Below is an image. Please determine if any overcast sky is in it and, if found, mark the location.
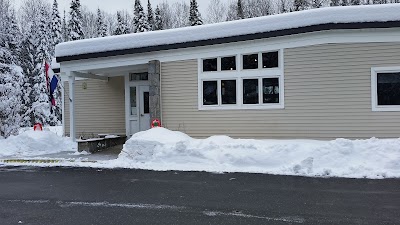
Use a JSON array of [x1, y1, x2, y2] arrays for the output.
[[14, 0, 214, 15]]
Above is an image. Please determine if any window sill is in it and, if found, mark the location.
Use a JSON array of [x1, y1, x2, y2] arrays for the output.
[[372, 106, 400, 112], [199, 104, 284, 111]]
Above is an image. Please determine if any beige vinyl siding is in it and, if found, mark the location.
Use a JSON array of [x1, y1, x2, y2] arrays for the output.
[[64, 77, 125, 138], [161, 42, 400, 139]]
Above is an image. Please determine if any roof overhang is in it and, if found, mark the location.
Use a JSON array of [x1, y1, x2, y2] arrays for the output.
[[56, 21, 400, 63]]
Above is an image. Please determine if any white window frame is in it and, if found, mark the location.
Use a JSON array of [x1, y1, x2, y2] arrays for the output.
[[198, 49, 284, 110], [371, 66, 400, 112]]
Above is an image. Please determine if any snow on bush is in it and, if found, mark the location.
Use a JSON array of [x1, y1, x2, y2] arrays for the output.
[[0, 130, 76, 158], [117, 128, 400, 179]]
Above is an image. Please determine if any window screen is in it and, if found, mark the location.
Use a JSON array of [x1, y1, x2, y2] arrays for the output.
[[221, 80, 236, 104], [243, 79, 259, 104], [203, 81, 218, 105], [377, 73, 400, 105], [203, 58, 218, 72], [263, 78, 279, 103]]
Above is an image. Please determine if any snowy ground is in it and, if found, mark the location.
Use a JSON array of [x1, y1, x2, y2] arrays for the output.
[[1, 127, 400, 179], [0, 129, 76, 158]]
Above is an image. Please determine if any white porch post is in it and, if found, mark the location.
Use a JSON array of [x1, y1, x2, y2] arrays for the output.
[[68, 73, 76, 142]]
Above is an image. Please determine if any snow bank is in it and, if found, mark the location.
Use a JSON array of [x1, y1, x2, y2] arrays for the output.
[[19, 126, 63, 137], [0, 130, 76, 158], [117, 128, 400, 179], [56, 4, 400, 58]]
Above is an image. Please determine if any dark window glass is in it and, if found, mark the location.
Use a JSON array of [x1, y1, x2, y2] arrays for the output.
[[130, 72, 148, 81], [262, 51, 279, 68], [203, 58, 217, 72], [221, 56, 236, 71], [263, 78, 279, 103], [243, 79, 259, 104], [203, 81, 218, 105], [221, 80, 236, 104], [243, 54, 258, 69], [377, 73, 400, 105], [144, 92, 150, 113]]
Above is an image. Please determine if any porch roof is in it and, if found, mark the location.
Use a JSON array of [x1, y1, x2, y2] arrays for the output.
[[56, 4, 400, 63]]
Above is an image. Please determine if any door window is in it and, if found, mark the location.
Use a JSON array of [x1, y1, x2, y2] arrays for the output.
[[144, 92, 150, 114], [130, 87, 137, 116]]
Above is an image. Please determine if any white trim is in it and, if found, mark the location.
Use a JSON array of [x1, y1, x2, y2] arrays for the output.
[[371, 66, 400, 112], [59, 29, 400, 73], [198, 49, 284, 111], [68, 73, 76, 141]]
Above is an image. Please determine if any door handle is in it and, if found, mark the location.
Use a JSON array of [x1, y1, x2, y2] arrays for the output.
[[140, 114, 144, 117]]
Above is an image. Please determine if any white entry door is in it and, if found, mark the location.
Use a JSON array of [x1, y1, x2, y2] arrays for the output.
[[139, 85, 150, 131], [128, 85, 150, 136]]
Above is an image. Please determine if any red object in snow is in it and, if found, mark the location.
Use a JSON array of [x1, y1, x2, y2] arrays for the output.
[[33, 123, 43, 131], [151, 119, 161, 128]]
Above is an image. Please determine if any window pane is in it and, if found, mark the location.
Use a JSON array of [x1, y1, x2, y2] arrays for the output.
[[130, 87, 137, 116], [262, 51, 279, 68], [243, 79, 259, 104], [377, 73, 400, 105], [221, 56, 236, 71], [203, 58, 217, 72], [130, 72, 148, 81], [221, 80, 236, 104], [144, 92, 150, 114], [203, 81, 218, 105], [243, 54, 258, 69], [263, 78, 279, 103]]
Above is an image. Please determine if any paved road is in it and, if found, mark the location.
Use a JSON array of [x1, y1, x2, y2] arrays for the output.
[[0, 166, 399, 225]]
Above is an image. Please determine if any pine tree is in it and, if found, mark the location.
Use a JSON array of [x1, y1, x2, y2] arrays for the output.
[[114, 11, 130, 35], [51, 0, 62, 55], [0, 7, 24, 137], [341, 0, 350, 5], [350, 0, 361, 4], [294, 0, 309, 11], [147, 0, 155, 31], [330, 0, 340, 6], [312, 0, 323, 7], [62, 10, 69, 41], [237, 0, 244, 19], [134, 0, 150, 32], [154, 5, 163, 30], [96, 8, 108, 37], [189, 0, 203, 26], [68, 0, 84, 40]]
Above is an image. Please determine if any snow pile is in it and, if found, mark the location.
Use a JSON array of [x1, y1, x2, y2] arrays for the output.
[[0, 130, 76, 158], [117, 128, 400, 178], [56, 4, 400, 58]]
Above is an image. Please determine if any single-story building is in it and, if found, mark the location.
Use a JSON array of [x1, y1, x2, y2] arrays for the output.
[[56, 4, 400, 141]]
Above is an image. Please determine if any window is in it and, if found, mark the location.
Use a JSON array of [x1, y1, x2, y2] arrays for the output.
[[243, 54, 258, 70], [143, 92, 150, 114], [199, 49, 283, 110], [262, 51, 279, 68], [130, 72, 148, 81], [203, 58, 218, 72], [130, 87, 137, 116], [203, 81, 218, 105], [221, 56, 236, 71], [263, 78, 279, 103], [221, 80, 237, 104], [243, 79, 259, 104], [372, 67, 400, 111]]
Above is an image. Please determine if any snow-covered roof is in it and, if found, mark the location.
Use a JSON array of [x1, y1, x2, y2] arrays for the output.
[[56, 4, 400, 62]]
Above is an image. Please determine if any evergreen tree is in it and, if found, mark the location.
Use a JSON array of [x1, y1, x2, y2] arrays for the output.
[[134, 0, 149, 32], [96, 8, 108, 37], [351, 0, 361, 4], [147, 0, 155, 31], [114, 11, 130, 35], [154, 5, 163, 30], [330, 0, 340, 6], [294, 0, 309, 11], [68, 0, 84, 40], [312, 0, 323, 7], [341, 0, 350, 5], [237, 0, 244, 19], [0, 5, 24, 137], [51, 0, 62, 55], [62, 10, 69, 41], [189, 0, 203, 26]]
